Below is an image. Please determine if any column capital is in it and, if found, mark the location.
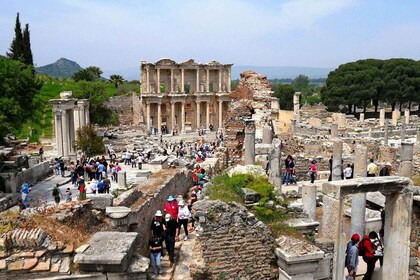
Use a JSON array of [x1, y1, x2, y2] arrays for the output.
[[53, 109, 63, 116]]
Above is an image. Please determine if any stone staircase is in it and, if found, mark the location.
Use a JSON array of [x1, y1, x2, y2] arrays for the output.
[[147, 241, 182, 280]]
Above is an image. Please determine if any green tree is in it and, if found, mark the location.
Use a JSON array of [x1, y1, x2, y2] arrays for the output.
[[273, 84, 295, 110], [109, 74, 124, 88], [7, 13, 23, 61], [0, 56, 40, 143], [22, 24, 33, 65], [291, 75, 309, 92], [72, 66, 103, 82], [75, 125, 105, 158]]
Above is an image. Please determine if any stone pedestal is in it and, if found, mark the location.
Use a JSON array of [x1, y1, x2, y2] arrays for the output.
[[244, 120, 256, 165], [379, 108, 385, 127], [302, 184, 317, 221]]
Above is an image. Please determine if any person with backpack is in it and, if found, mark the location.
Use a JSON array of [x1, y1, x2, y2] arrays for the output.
[[359, 233, 376, 280], [345, 234, 360, 279]]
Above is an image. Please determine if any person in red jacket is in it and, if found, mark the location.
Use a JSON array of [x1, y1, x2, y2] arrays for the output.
[[361, 233, 376, 280], [164, 195, 179, 220]]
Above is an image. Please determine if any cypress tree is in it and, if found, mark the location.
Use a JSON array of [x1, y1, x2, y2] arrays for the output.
[[6, 13, 24, 61], [22, 23, 33, 65]]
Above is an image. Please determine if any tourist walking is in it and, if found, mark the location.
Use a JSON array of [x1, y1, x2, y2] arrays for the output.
[[379, 162, 391, 176], [65, 187, 72, 202], [164, 214, 179, 266], [52, 183, 62, 205], [39, 146, 44, 162], [345, 164, 353, 180], [165, 195, 179, 220], [367, 159, 378, 177], [20, 182, 31, 208], [149, 234, 163, 276], [359, 233, 376, 280], [345, 234, 360, 279], [178, 200, 191, 241], [309, 160, 317, 184]]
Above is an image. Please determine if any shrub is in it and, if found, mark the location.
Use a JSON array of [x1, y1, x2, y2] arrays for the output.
[[246, 177, 274, 198]]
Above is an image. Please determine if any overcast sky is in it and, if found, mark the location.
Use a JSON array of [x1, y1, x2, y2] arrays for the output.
[[1, 0, 420, 73]]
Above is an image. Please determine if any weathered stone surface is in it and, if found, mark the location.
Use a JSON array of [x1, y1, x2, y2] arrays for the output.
[[241, 188, 260, 203], [86, 194, 113, 210], [74, 231, 140, 272], [62, 243, 74, 254], [0, 259, 6, 270], [75, 244, 90, 254], [59, 256, 71, 274], [8, 259, 23, 270], [22, 258, 38, 270], [31, 258, 50, 271], [228, 164, 266, 178], [105, 206, 131, 219]]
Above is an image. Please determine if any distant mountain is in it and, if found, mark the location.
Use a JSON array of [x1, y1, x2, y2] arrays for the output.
[[232, 65, 334, 80], [35, 58, 83, 78]]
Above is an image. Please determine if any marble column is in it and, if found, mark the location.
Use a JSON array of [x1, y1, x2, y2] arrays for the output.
[[244, 119, 256, 165], [73, 107, 80, 133], [157, 68, 160, 93], [392, 110, 400, 126], [171, 101, 175, 132], [181, 102, 185, 133], [79, 106, 86, 127], [181, 69, 185, 92], [218, 69, 222, 92], [62, 110, 70, 157], [196, 68, 200, 93], [54, 110, 63, 156], [384, 120, 389, 146], [218, 100, 223, 128], [290, 119, 297, 134], [331, 123, 338, 138], [206, 69, 210, 92], [405, 109, 410, 124], [146, 102, 151, 129], [206, 101, 210, 129], [379, 108, 385, 127], [85, 104, 90, 125], [351, 145, 367, 240], [401, 117, 406, 141], [302, 183, 317, 221], [400, 141, 414, 179], [293, 92, 301, 123], [228, 69, 231, 92], [157, 102, 162, 133], [146, 66, 150, 92], [359, 113, 365, 122], [332, 139, 343, 181], [170, 69, 174, 93], [196, 101, 201, 129], [262, 125, 273, 144]]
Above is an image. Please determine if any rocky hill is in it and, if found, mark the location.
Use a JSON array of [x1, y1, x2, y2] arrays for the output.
[[35, 58, 82, 78]]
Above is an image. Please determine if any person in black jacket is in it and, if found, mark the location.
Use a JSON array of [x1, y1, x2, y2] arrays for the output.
[[164, 213, 179, 266]]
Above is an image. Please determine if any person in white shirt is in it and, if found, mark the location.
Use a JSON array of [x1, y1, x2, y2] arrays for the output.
[[178, 200, 191, 241], [345, 164, 353, 179]]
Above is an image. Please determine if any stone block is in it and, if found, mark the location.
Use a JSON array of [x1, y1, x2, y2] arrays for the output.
[[400, 142, 414, 161], [59, 256, 71, 274], [23, 258, 38, 270], [8, 259, 23, 270], [74, 231, 140, 272], [75, 244, 90, 254], [0, 260, 6, 270], [86, 194, 113, 210], [242, 188, 260, 203], [31, 258, 51, 272]]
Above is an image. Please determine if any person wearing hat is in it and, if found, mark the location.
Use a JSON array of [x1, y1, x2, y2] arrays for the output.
[[178, 200, 191, 241], [163, 213, 179, 266], [345, 233, 360, 279], [165, 195, 179, 220], [151, 210, 166, 238], [379, 162, 391, 176]]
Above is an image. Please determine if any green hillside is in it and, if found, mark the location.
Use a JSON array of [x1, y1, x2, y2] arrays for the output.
[[35, 58, 82, 78]]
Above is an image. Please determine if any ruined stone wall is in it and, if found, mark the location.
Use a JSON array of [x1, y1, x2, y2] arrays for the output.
[[410, 202, 420, 279], [105, 95, 133, 125], [192, 200, 278, 280], [133, 93, 142, 125]]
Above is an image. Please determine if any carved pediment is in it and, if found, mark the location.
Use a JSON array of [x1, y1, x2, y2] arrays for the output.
[[156, 58, 176, 66], [180, 59, 198, 66], [208, 60, 221, 66]]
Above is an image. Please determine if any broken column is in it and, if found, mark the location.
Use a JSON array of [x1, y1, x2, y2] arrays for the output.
[[417, 131, 420, 146], [392, 110, 400, 126], [262, 125, 273, 144], [351, 145, 367, 239], [401, 117, 406, 141], [399, 141, 413, 179], [118, 171, 127, 188], [379, 108, 385, 127], [290, 119, 297, 134], [384, 120, 389, 146], [293, 92, 300, 124], [359, 113, 365, 123], [244, 119, 256, 165], [268, 139, 281, 188], [302, 183, 317, 221], [404, 109, 410, 124], [330, 123, 338, 138], [331, 139, 343, 181]]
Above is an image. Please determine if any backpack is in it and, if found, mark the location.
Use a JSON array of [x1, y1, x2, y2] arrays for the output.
[[358, 238, 368, 256]]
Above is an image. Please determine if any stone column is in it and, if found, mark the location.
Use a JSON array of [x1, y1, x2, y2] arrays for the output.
[[331, 123, 338, 138], [218, 69, 222, 92], [181, 102, 185, 133], [170, 69, 174, 93], [196, 101, 201, 129], [157, 68, 160, 93], [85, 103, 90, 125], [146, 102, 151, 129], [379, 108, 385, 126], [196, 68, 200, 93], [206, 69, 210, 92], [384, 120, 389, 146], [79, 106, 86, 127], [73, 107, 80, 133], [400, 141, 414, 179], [157, 102, 162, 133], [401, 117, 406, 141], [351, 145, 367, 239], [368, 128, 372, 138], [290, 119, 296, 134], [62, 110, 70, 157], [227, 69, 231, 92], [218, 100, 223, 128], [293, 92, 301, 123], [417, 130, 420, 146], [405, 108, 410, 124], [181, 69, 185, 92], [146, 66, 150, 92], [206, 101, 210, 129], [118, 171, 127, 188], [332, 139, 343, 181], [262, 125, 273, 144], [244, 119, 256, 165], [359, 113, 364, 122], [54, 110, 63, 156], [302, 183, 317, 221], [171, 101, 175, 132], [268, 138, 281, 189], [392, 110, 400, 126]]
